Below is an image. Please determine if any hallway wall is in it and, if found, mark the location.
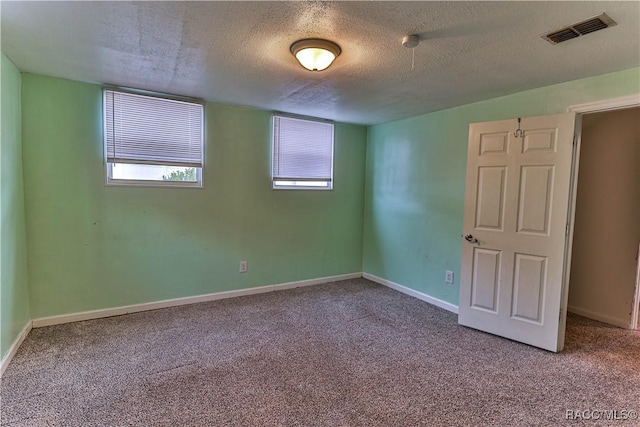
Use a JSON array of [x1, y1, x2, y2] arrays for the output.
[[568, 107, 640, 327]]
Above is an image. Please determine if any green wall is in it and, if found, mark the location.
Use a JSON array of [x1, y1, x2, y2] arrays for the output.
[[21, 74, 367, 318], [363, 67, 640, 306], [11, 66, 640, 322], [1, 54, 31, 359]]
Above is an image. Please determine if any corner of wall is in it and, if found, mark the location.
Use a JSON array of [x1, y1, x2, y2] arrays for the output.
[[0, 53, 32, 364]]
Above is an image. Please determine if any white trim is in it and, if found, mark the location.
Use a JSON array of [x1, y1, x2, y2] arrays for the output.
[[567, 94, 640, 113], [271, 273, 361, 291], [0, 320, 33, 378], [567, 305, 632, 330], [363, 273, 459, 314], [558, 113, 582, 351], [565, 96, 640, 332], [31, 273, 362, 328], [632, 244, 640, 330]]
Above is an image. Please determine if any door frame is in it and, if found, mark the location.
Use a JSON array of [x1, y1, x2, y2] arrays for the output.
[[633, 244, 640, 330], [564, 93, 640, 331]]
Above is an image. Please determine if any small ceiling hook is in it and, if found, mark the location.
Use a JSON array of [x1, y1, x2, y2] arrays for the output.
[[514, 117, 524, 138]]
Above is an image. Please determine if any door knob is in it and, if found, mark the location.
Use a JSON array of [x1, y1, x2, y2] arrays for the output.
[[463, 234, 479, 244]]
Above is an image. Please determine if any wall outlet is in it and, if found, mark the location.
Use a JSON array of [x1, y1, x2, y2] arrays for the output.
[[239, 261, 248, 273], [445, 270, 454, 284]]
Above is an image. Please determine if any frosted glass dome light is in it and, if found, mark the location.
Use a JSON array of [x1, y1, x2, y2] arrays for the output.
[[290, 39, 341, 71]]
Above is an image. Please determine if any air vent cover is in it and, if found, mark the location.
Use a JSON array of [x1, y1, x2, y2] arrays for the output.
[[541, 13, 617, 44]]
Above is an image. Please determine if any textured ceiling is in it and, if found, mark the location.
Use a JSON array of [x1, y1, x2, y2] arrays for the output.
[[2, 1, 639, 125]]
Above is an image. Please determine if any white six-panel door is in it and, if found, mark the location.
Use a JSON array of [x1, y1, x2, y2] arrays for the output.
[[458, 113, 577, 352]]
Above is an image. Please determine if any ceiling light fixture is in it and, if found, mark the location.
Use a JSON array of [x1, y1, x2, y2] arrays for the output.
[[290, 38, 341, 71]]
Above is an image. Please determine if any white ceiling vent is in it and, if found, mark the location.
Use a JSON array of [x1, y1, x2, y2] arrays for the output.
[[541, 13, 617, 45]]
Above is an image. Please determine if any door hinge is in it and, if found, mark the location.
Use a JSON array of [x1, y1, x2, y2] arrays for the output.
[[559, 308, 563, 321], [565, 223, 570, 235], [573, 135, 577, 145]]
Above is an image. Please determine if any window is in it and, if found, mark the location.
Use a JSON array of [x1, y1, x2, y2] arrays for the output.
[[272, 114, 334, 190], [104, 89, 204, 187]]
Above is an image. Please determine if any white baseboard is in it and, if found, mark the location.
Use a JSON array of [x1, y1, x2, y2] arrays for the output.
[[567, 305, 632, 329], [363, 272, 459, 314], [32, 272, 363, 328], [0, 320, 33, 378]]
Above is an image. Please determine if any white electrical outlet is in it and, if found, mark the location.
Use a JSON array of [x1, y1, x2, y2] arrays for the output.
[[445, 270, 454, 284], [239, 261, 248, 273]]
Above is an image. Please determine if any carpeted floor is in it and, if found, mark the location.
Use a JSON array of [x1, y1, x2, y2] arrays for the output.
[[1, 278, 639, 426]]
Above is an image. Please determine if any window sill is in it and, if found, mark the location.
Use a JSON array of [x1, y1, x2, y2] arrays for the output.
[[105, 179, 203, 189], [272, 186, 333, 191]]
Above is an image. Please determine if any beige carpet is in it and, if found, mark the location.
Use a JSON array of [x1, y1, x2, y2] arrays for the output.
[[1, 278, 639, 426]]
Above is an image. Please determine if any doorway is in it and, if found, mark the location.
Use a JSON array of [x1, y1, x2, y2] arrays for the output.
[[567, 106, 640, 330], [457, 98, 638, 352]]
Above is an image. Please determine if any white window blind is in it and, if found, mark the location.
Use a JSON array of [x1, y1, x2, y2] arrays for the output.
[[272, 115, 334, 186], [104, 89, 204, 168]]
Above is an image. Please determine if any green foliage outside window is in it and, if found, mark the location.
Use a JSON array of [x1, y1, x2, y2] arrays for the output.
[[162, 168, 197, 182]]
